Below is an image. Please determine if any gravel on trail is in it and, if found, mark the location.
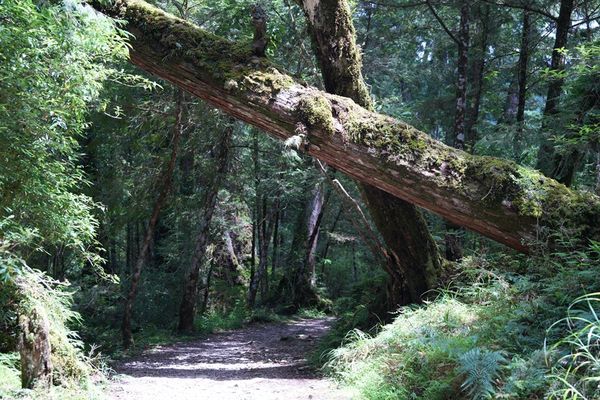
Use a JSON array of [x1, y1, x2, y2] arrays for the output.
[[108, 317, 355, 400]]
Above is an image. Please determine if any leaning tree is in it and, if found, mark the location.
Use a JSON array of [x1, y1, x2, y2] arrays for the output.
[[91, 0, 600, 254]]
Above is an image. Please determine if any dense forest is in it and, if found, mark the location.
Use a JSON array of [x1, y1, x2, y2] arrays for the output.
[[0, 0, 599, 398]]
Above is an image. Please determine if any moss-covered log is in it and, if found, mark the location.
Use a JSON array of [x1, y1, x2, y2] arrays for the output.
[[91, 0, 600, 252]]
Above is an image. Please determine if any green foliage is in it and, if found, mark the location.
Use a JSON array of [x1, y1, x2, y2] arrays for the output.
[[544, 42, 600, 164], [247, 308, 286, 324], [458, 348, 506, 399], [0, 219, 33, 283], [297, 308, 328, 319], [325, 241, 600, 399], [0, 267, 108, 399], [14, 267, 91, 382], [196, 301, 248, 333], [546, 292, 600, 399], [0, 0, 128, 268], [501, 351, 548, 399], [0, 353, 20, 395], [1, 0, 599, 399], [0, 3, 134, 396]]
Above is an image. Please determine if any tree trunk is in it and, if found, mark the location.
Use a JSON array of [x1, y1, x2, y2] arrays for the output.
[[247, 198, 276, 308], [200, 258, 214, 314], [362, 186, 441, 304], [535, 0, 577, 185], [351, 241, 357, 282], [223, 230, 245, 286], [299, 0, 442, 305], [304, 183, 326, 288], [502, 80, 519, 124], [283, 183, 326, 308], [259, 197, 271, 299], [122, 89, 183, 348], [452, 1, 469, 151], [247, 133, 278, 308], [125, 222, 131, 276], [178, 122, 233, 333], [445, 0, 470, 262], [596, 149, 600, 196], [18, 308, 52, 389], [465, 5, 489, 151], [321, 204, 343, 274], [91, 0, 600, 253], [271, 207, 280, 275], [514, 10, 531, 158]]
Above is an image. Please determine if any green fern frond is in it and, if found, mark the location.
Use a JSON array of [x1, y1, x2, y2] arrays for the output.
[[458, 347, 506, 400]]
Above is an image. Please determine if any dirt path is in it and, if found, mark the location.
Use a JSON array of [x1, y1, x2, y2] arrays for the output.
[[108, 317, 354, 400]]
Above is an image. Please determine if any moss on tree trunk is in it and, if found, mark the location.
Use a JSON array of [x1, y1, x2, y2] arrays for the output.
[[298, 0, 441, 305], [18, 309, 52, 389], [91, 0, 600, 253]]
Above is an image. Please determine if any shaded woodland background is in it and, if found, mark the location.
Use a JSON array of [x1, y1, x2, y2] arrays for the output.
[[0, 0, 599, 398]]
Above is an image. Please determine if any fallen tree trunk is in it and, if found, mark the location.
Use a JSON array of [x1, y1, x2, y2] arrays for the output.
[[91, 0, 600, 252]]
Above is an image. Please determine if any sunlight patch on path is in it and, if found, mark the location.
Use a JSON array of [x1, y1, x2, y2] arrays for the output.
[[107, 318, 355, 400]]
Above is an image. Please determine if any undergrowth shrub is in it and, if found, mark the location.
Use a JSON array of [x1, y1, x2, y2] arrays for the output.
[[546, 292, 600, 399], [458, 348, 506, 399], [0, 267, 106, 398], [14, 267, 91, 382], [325, 241, 600, 400], [195, 300, 248, 333], [311, 272, 390, 365], [297, 308, 328, 319]]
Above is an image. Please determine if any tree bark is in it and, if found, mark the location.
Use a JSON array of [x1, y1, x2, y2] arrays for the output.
[[246, 133, 278, 308], [247, 131, 260, 307], [535, 0, 577, 185], [91, 0, 600, 253], [125, 222, 132, 276], [304, 182, 327, 288], [452, 0, 470, 152], [282, 181, 326, 308], [596, 150, 600, 196], [222, 230, 245, 286], [502, 80, 519, 124], [514, 10, 531, 158], [247, 197, 276, 308], [298, 0, 442, 305], [178, 122, 233, 332], [122, 89, 183, 348], [321, 204, 343, 274], [200, 258, 214, 314], [444, 0, 470, 262], [271, 207, 280, 275], [18, 308, 52, 389], [465, 5, 489, 151]]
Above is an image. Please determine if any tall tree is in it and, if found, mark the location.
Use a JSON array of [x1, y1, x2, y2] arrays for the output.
[[465, 4, 491, 150], [425, 0, 470, 261], [247, 131, 279, 308], [535, 0, 577, 185], [452, 0, 470, 152], [178, 121, 233, 332], [281, 179, 329, 308], [122, 89, 183, 348], [304, 182, 327, 288], [514, 10, 532, 158], [299, 0, 442, 306]]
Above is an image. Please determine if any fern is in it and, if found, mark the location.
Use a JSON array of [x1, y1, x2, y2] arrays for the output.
[[458, 347, 506, 400]]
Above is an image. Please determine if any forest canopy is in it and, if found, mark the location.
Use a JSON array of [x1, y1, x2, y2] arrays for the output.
[[0, 0, 599, 399]]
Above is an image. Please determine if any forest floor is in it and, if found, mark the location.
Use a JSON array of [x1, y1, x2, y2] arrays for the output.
[[107, 317, 354, 400]]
